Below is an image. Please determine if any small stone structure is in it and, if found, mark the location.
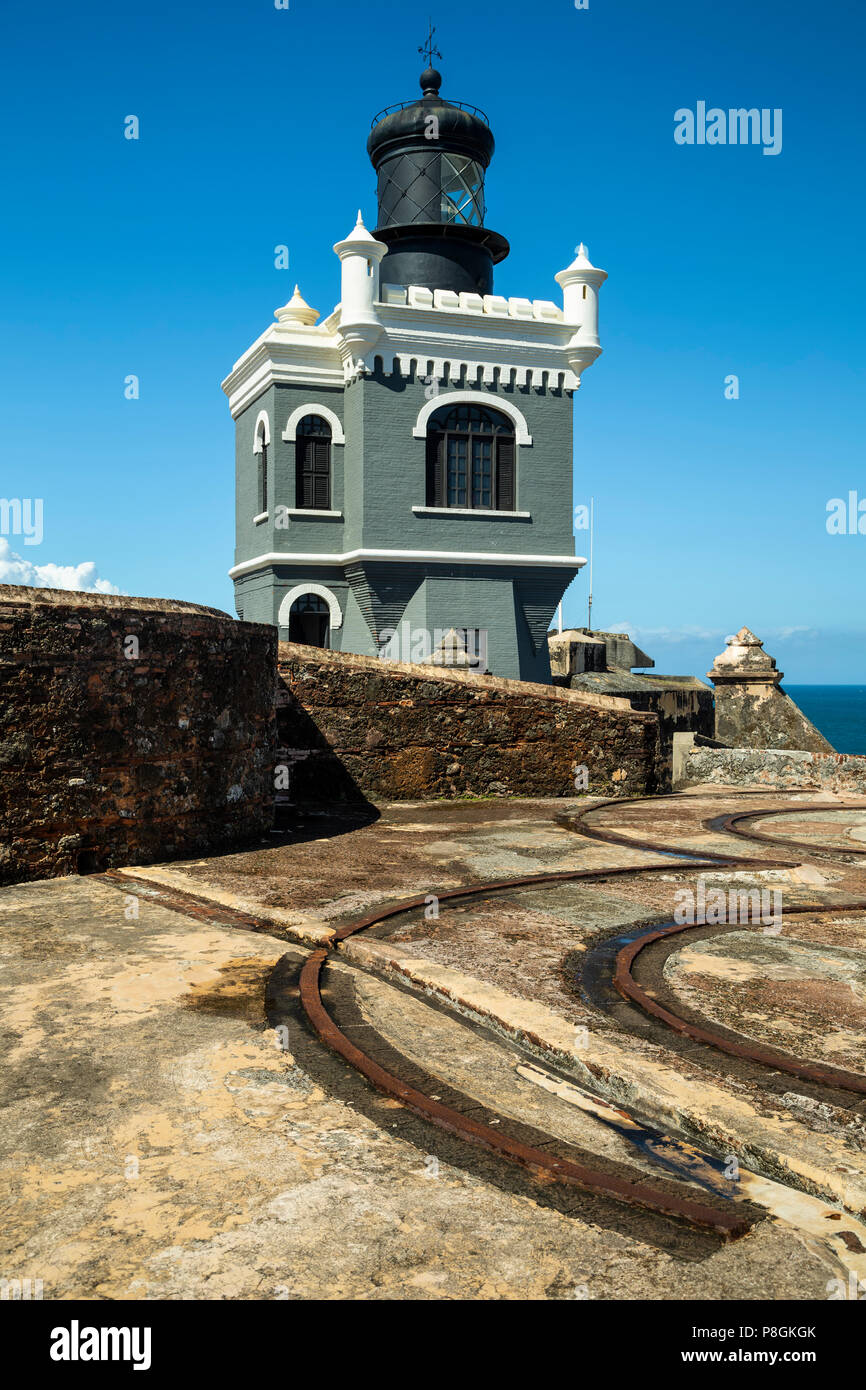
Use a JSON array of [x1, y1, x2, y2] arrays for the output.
[[548, 628, 654, 680], [708, 627, 834, 753], [548, 627, 713, 787], [277, 642, 660, 802], [0, 586, 276, 884]]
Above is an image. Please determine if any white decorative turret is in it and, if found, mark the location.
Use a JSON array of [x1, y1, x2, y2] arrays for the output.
[[333, 211, 389, 374], [555, 243, 608, 382], [274, 284, 320, 327]]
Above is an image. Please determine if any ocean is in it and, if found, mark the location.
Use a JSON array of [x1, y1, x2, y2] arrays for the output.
[[785, 686, 866, 756]]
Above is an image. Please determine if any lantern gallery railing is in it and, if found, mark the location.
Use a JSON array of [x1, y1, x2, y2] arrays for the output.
[[371, 98, 490, 128]]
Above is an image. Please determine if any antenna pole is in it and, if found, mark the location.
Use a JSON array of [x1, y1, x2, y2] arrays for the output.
[[587, 496, 594, 632]]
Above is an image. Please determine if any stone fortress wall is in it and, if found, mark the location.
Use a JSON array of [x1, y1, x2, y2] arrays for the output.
[[276, 642, 660, 803], [0, 587, 663, 885], [0, 587, 276, 884], [3, 587, 860, 887]]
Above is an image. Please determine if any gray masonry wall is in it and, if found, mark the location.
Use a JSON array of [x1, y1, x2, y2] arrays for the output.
[[359, 364, 575, 556], [234, 383, 348, 627], [232, 361, 581, 681]]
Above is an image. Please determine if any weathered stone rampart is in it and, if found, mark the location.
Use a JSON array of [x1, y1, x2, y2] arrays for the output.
[[277, 642, 660, 801], [675, 740, 866, 794], [0, 586, 276, 883], [0, 591, 668, 885]]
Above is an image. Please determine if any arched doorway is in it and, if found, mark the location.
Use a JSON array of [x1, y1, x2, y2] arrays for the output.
[[288, 593, 330, 647]]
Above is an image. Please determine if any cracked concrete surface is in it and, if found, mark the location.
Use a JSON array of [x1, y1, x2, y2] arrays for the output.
[[2, 791, 865, 1299]]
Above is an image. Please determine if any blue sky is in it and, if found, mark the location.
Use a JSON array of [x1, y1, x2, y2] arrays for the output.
[[1, 0, 864, 680]]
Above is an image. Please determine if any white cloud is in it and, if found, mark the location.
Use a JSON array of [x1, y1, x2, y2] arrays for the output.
[[772, 625, 819, 642], [0, 538, 122, 594], [606, 621, 724, 645]]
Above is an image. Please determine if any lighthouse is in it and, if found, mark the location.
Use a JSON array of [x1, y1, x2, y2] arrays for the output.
[[222, 55, 607, 682]]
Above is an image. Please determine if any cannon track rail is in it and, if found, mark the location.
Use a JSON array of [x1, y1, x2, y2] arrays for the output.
[[99, 790, 866, 1244]]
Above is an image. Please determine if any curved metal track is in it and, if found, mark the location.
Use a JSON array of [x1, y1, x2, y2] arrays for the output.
[[718, 804, 866, 860], [559, 790, 804, 864], [611, 906, 866, 1094], [296, 873, 752, 1242], [568, 794, 866, 1092], [101, 790, 866, 1244]]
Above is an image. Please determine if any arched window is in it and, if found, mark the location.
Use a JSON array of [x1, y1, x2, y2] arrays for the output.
[[255, 418, 269, 513], [295, 415, 332, 510], [426, 403, 515, 510], [288, 593, 330, 647]]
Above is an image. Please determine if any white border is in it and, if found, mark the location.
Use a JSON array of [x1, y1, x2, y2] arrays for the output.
[[277, 508, 343, 519], [282, 403, 346, 444], [231, 548, 584, 579], [278, 582, 344, 631], [253, 409, 270, 452], [411, 391, 532, 446], [412, 506, 530, 519]]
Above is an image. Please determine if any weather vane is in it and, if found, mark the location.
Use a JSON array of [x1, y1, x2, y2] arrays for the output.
[[418, 19, 442, 67]]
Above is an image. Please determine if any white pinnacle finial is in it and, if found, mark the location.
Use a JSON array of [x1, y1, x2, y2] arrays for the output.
[[274, 283, 320, 327], [334, 211, 387, 256]]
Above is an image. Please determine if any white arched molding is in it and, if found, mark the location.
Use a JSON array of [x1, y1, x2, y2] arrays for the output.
[[282, 403, 345, 444], [411, 391, 532, 446], [253, 409, 270, 453], [278, 583, 343, 631]]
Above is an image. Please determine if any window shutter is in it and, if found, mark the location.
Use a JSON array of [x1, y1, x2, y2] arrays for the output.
[[314, 440, 330, 509], [296, 441, 306, 508], [496, 437, 515, 511], [426, 432, 446, 507], [426, 432, 439, 506]]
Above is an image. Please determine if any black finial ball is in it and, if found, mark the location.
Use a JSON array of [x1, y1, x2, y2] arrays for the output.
[[420, 66, 442, 95]]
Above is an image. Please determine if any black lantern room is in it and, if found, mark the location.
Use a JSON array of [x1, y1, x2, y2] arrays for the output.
[[367, 66, 509, 296]]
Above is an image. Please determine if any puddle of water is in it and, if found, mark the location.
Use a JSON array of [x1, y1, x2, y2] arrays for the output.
[[518, 1061, 866, 1287]]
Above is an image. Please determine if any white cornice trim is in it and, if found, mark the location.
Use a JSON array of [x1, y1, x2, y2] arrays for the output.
[[372, 328, 576, 390], [230, 548, 585, 579], [221, 331, 344, 417], [253, 511, 269, 525], [412, 391, 533, 445], [222, 319, 587, 416]]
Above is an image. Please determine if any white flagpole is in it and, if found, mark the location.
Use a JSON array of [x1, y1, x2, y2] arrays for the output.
[[587, 496, 594, 632]]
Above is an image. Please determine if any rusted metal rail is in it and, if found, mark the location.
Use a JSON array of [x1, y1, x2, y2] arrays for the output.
[[298, 939, 751, 1241], [560, 792, 801, 866], [719, 804, 866, 860], [570, 796, 866, 1092], [611, 906, 866, 1095], [100, 790, 866, 1242]]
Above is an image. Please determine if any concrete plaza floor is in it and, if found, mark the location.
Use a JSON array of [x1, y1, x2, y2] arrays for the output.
[[2, 791, 865, 1299]]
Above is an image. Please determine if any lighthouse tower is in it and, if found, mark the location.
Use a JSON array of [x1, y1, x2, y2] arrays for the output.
[[222, 60, 606, 682]]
